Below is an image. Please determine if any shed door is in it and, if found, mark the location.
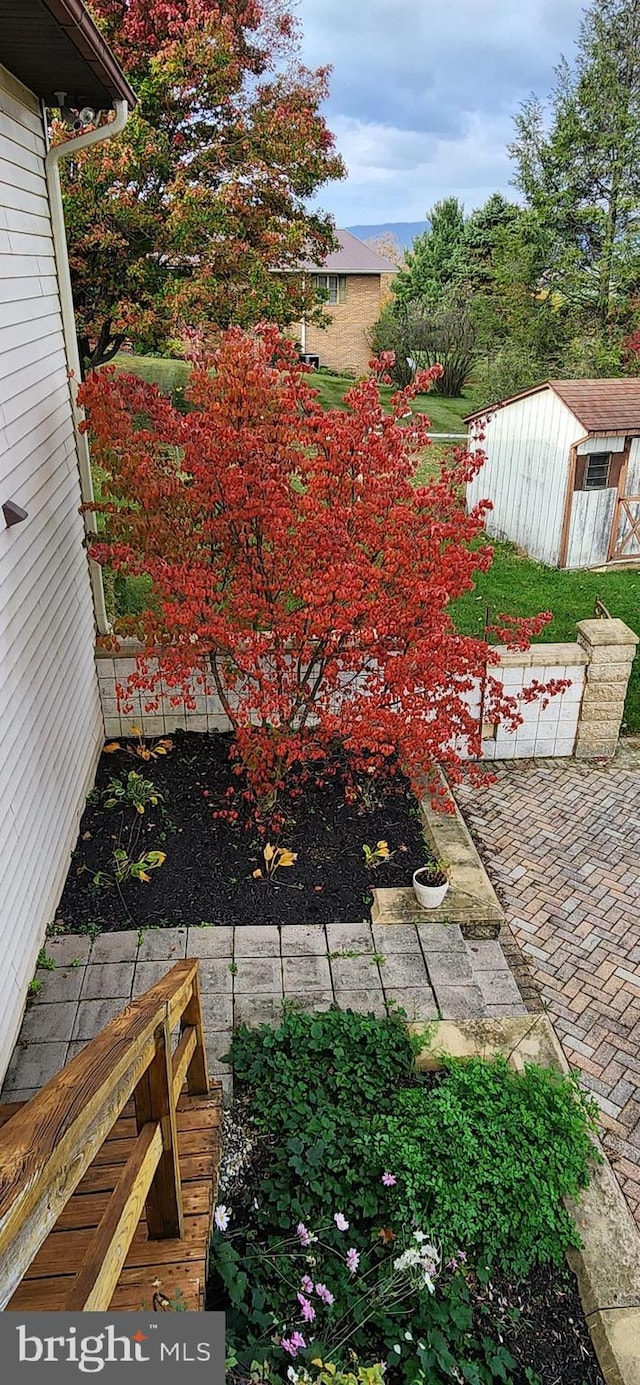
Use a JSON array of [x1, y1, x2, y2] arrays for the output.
[[610, 437, 640, 559]]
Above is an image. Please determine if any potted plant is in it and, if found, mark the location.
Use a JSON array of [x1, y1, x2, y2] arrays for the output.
[[412, 857, 450, 910]]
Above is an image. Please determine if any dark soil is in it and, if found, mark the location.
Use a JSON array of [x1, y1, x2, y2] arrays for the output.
[[56, 731, 428, 932], [475, 1263, 605, 1385]]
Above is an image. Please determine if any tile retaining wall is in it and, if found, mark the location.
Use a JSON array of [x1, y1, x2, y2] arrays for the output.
[[95, 618, 637, 762]]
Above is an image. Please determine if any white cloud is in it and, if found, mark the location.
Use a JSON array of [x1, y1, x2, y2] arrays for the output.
[[294, 0, 586, 223], [324, 110, 515, 222]]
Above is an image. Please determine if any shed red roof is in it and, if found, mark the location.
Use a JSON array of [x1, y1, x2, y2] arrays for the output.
[[464, 378, 640, 434]]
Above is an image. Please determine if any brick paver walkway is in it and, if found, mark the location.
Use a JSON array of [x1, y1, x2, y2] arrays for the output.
[[455, 739, 640, 1225], [1, 921, 524, 1104]]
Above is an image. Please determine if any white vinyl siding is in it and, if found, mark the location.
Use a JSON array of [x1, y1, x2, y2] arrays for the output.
[[613, 435, 640, 558], [565, 434, 625, 568], [0, 64, 103, 1082], [467, 388, 584, 566]]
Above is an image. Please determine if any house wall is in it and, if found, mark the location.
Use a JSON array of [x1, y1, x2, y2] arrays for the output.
[[467, 388, 585, 565], [565, 434, 626, 569], [0, 64, 104, 1080], [302, 273, 389, 375]]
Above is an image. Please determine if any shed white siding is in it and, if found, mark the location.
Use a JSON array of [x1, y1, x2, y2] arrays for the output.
[[565, 433, 624, 568], [467, 388, 584, 565], [614, 435, 640, 558], [0, 65, 103, 1081]]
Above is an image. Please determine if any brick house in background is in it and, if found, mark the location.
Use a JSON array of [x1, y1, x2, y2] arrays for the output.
[[297, 229, 396, 375]]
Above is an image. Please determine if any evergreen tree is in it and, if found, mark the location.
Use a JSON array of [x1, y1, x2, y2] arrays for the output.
[[394, 198, 466, 307], [510, 0, 640, 331]]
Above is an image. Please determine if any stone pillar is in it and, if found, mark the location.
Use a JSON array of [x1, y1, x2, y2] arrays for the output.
[[574, 618, 639, 759]]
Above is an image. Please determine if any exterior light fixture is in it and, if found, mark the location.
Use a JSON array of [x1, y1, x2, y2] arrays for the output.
[[3, 501, 28, 528]]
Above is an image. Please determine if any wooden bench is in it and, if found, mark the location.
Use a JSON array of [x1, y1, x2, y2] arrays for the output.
[[0, 961, 221, 1311]]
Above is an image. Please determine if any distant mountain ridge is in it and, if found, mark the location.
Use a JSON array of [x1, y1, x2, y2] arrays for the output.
[[346, 221, 428, 249]]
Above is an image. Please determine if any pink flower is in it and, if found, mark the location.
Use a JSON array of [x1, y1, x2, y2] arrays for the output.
[[346, 1247, 360, 1275], [382, 1172, 397, 1187], [334, 1212, 349, 1231], [315, 1282, 335, 1306], [296, 1222, 311, 1247], [282, 1332, 306, 1358], [300, 1275, 314, 1295], [297, 1294, 316, 1323]]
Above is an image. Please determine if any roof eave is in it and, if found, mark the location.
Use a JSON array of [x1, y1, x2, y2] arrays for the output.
[[463, 380, 553, 424], [43, 0, 136, 106]]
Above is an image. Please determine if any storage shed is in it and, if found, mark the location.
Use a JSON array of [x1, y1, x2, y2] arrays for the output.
[[464, 380, 640, 568]]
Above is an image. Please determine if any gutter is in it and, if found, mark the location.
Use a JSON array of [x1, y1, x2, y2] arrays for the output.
[[42, 0, 137, 108], [44, 99, 130, 635]]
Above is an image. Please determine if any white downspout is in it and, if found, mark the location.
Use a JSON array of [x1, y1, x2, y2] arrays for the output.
[[44, 99, 130, 635], [301, 271, 307, 355]]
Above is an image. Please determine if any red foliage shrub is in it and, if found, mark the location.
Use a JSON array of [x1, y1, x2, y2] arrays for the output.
[[80, 328, 562, 811]]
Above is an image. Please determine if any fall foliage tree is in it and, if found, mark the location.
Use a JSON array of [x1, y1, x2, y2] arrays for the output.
[[61, 0, 345, 368], [363, 232, 404, 267], [80, 327, 563, 811]]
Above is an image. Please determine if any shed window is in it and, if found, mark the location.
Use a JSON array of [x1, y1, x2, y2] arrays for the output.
[[584, 453, 612, 489], [312, 273, 346, 304]]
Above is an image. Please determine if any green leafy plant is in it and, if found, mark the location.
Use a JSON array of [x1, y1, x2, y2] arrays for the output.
[[362, 840, 391, 869], [213, 1011, 598, 1382], [27, 978, 42, 999], [94, 849, 166, 887], [103, 771, 163, 815], [36, 949, 56, 972], [414, 857, 449, 886], [371, 1056, 600, 1276], [298, 1363, 386, 1385]]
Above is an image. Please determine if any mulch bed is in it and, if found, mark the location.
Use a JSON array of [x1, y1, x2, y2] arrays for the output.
[[56, 731, 427, 932]]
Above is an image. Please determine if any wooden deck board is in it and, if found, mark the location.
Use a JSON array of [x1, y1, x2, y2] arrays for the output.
[[6, 1083, 222, 1313]]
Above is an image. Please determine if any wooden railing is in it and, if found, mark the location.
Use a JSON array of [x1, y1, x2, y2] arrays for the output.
[[0, 960, 209, 1311]]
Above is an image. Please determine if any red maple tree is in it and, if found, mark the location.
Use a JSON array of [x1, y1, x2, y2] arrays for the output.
[[80, 328, 564, 811]]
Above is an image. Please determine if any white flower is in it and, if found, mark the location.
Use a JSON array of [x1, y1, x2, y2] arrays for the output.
[[393, 1247, 421, 1271], [404, 1331, 413, 1341], [287, 1369, 299, 1383], [334, 1212, 349, 1231], [392, 1345, 401, 1355], [413, 1230, 426, 1244], [214, 1204, 232, 1232]]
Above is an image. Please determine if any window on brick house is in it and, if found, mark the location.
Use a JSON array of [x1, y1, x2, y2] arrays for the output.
[[312, 273, 347, 304]]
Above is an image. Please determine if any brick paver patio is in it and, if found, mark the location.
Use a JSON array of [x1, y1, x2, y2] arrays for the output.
[[1, 921, 524, 1104], [455, 739, 640, 1226]]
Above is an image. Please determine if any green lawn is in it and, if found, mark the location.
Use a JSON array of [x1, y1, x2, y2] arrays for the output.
[[109, 355, 639, 732], [451, 541, 640, 734], [112, 355, 471, 433]]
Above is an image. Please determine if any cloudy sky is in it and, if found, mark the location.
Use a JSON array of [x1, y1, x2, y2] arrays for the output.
[[295, 0, 586, 226]]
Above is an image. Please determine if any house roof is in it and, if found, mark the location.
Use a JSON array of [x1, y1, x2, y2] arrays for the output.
[[0, 0, 136, 109], [299, 228, 397, 275], [464, 378, 640, 434]]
